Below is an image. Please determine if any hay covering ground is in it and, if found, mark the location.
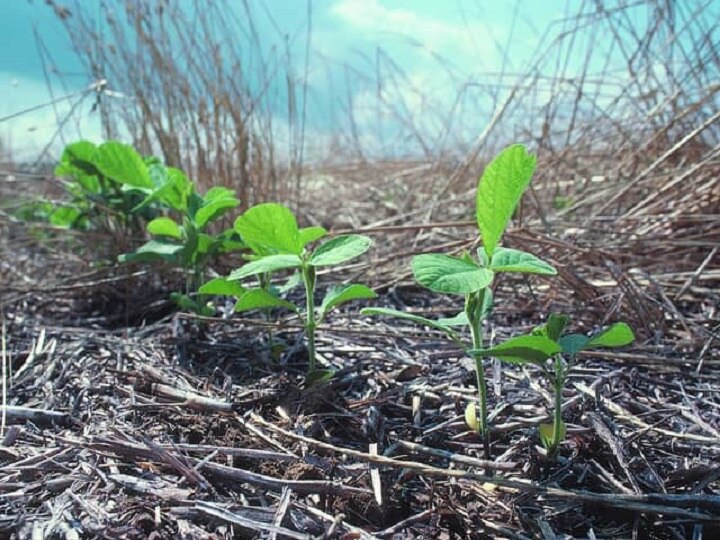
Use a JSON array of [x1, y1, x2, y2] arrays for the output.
[[1, 154, 719, 539]]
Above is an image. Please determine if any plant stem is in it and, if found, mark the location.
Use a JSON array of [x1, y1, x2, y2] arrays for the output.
[[260, 273, 273, 347], [301, 264, 317, 372], [551, 357, 565, 458], [467, 289, 490, 460]]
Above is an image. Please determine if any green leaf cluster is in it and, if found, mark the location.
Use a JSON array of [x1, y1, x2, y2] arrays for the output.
[[362, 144, 556, 447], [204, 203, 376, 373]]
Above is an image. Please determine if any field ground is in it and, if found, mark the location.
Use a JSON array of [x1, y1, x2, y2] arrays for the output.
[[1, 162, 719, 539]]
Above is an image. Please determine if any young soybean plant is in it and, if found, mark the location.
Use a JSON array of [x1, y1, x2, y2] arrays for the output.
[[219, 203, 376, 377], [362, 144, 557, 456], [543, 316, 636, 457], [118, 156, 242, 316]]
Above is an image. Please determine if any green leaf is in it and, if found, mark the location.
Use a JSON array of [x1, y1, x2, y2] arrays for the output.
[[171, 293, 200, 312], [437, 312, 470, 327], [360, 307, 460, 340], [228, 254, 302, 281], [309, 235, 372, 266], [276, 272, 302, 294], [539, 421, 566, 449], [305, 369, 336, 386], [56, 140, 99, 178], [234, 289, 297, 313], [49, 206, 83, 228], [319, 284, 377, 320], [490, 247, 556, 275], [588, 323, 635, 348], [234, 203, 303, 255], [299, 226, 328, 246], [195, 187, 240, 229], [118, 240, 183, 264], [470, 335, 561, 365], [199, 278, 245, 298], [412, 254, 494, 294], [94, 141, 153, 188], [476, 144, 536, 258], [533, 313, 568, 341], [476, 248, 489, 267], [147, 217, 182, 239], [558, 334, 590, 356], [546, 314, 569, 341]]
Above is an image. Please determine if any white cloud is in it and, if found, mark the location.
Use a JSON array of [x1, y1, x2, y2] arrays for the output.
[[331, 0, 501, 70]]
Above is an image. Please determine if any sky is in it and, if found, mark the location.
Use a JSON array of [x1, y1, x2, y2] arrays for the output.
[[1, 0, 716, 162]]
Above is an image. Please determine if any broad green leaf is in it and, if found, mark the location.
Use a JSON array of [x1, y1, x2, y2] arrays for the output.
[[160, 167, 193, 211], [305, 369, 335, 386], [309, 235, 372, 266], [235, 203, 303, 255], [228, 254, 302, 280], [147, 217, 182, 239], [319, 284, 377, 320], [118, 240, 183, 263], [588, 323, 635, 348], [195, 188, 240, 229], [412, 254, 494, 294], [299, 226, 328, 246], [476, 248, 489, 267], [199, 278, 245, 298], [276, 272, 302, 294], [234, 289, 297, 313], [539, 421, 566, 449], [94, 141, 153, 188], [470, 335, 561, 365], [490, 247, 556, 275], [558, 334, 590, 356], [55, 140, 99, 178], [437, 312, 470, 327], [360, 307, 460, 340], [170, 293, 214, 316], [203, 186, 236, 202], [171, 293, 200, 312], [476, 144, 536, 258], [533, 313, 568, 341], [546, 314, 569, 341], [49, 206, 83, 228]]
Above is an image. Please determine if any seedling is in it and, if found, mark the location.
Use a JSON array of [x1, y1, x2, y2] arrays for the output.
[[471, 315, 634, 457], [116, 147, 242, 315], [534, 316, 635, 457], [213, 203, 376, 377], [52, 140, 164, 238], [362, 144, 556, 457]]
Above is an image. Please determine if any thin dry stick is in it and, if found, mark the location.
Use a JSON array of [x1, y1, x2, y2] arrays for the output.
[[248, 414, 719, 520]]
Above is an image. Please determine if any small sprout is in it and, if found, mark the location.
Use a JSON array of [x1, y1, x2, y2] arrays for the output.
[[363, 144, 556, 459], [493, 315, 636, 458], [116, 148, 242, 316], [218, 203, 376, 376]]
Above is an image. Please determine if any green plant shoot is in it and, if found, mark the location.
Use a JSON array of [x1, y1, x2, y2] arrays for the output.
[[52, 140, 165, 243], [213, 203, 375, 376], [362, 144, 556, 458], [472, 315, 635, 457], [115, 146, 242, 315]]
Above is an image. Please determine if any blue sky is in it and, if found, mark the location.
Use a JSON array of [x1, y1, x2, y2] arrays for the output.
[[0, 0, 568, 159], [2, 1, 716, 160]]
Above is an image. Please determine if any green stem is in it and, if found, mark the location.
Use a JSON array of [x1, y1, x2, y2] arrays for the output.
[[551, 357, 566, 457], [301, 264, 317, 372], [260, 273, 274, 346], [466, 289, 490, 460]]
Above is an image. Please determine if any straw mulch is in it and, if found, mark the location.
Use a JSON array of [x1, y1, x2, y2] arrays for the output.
[[1, 151, 718, 539]]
